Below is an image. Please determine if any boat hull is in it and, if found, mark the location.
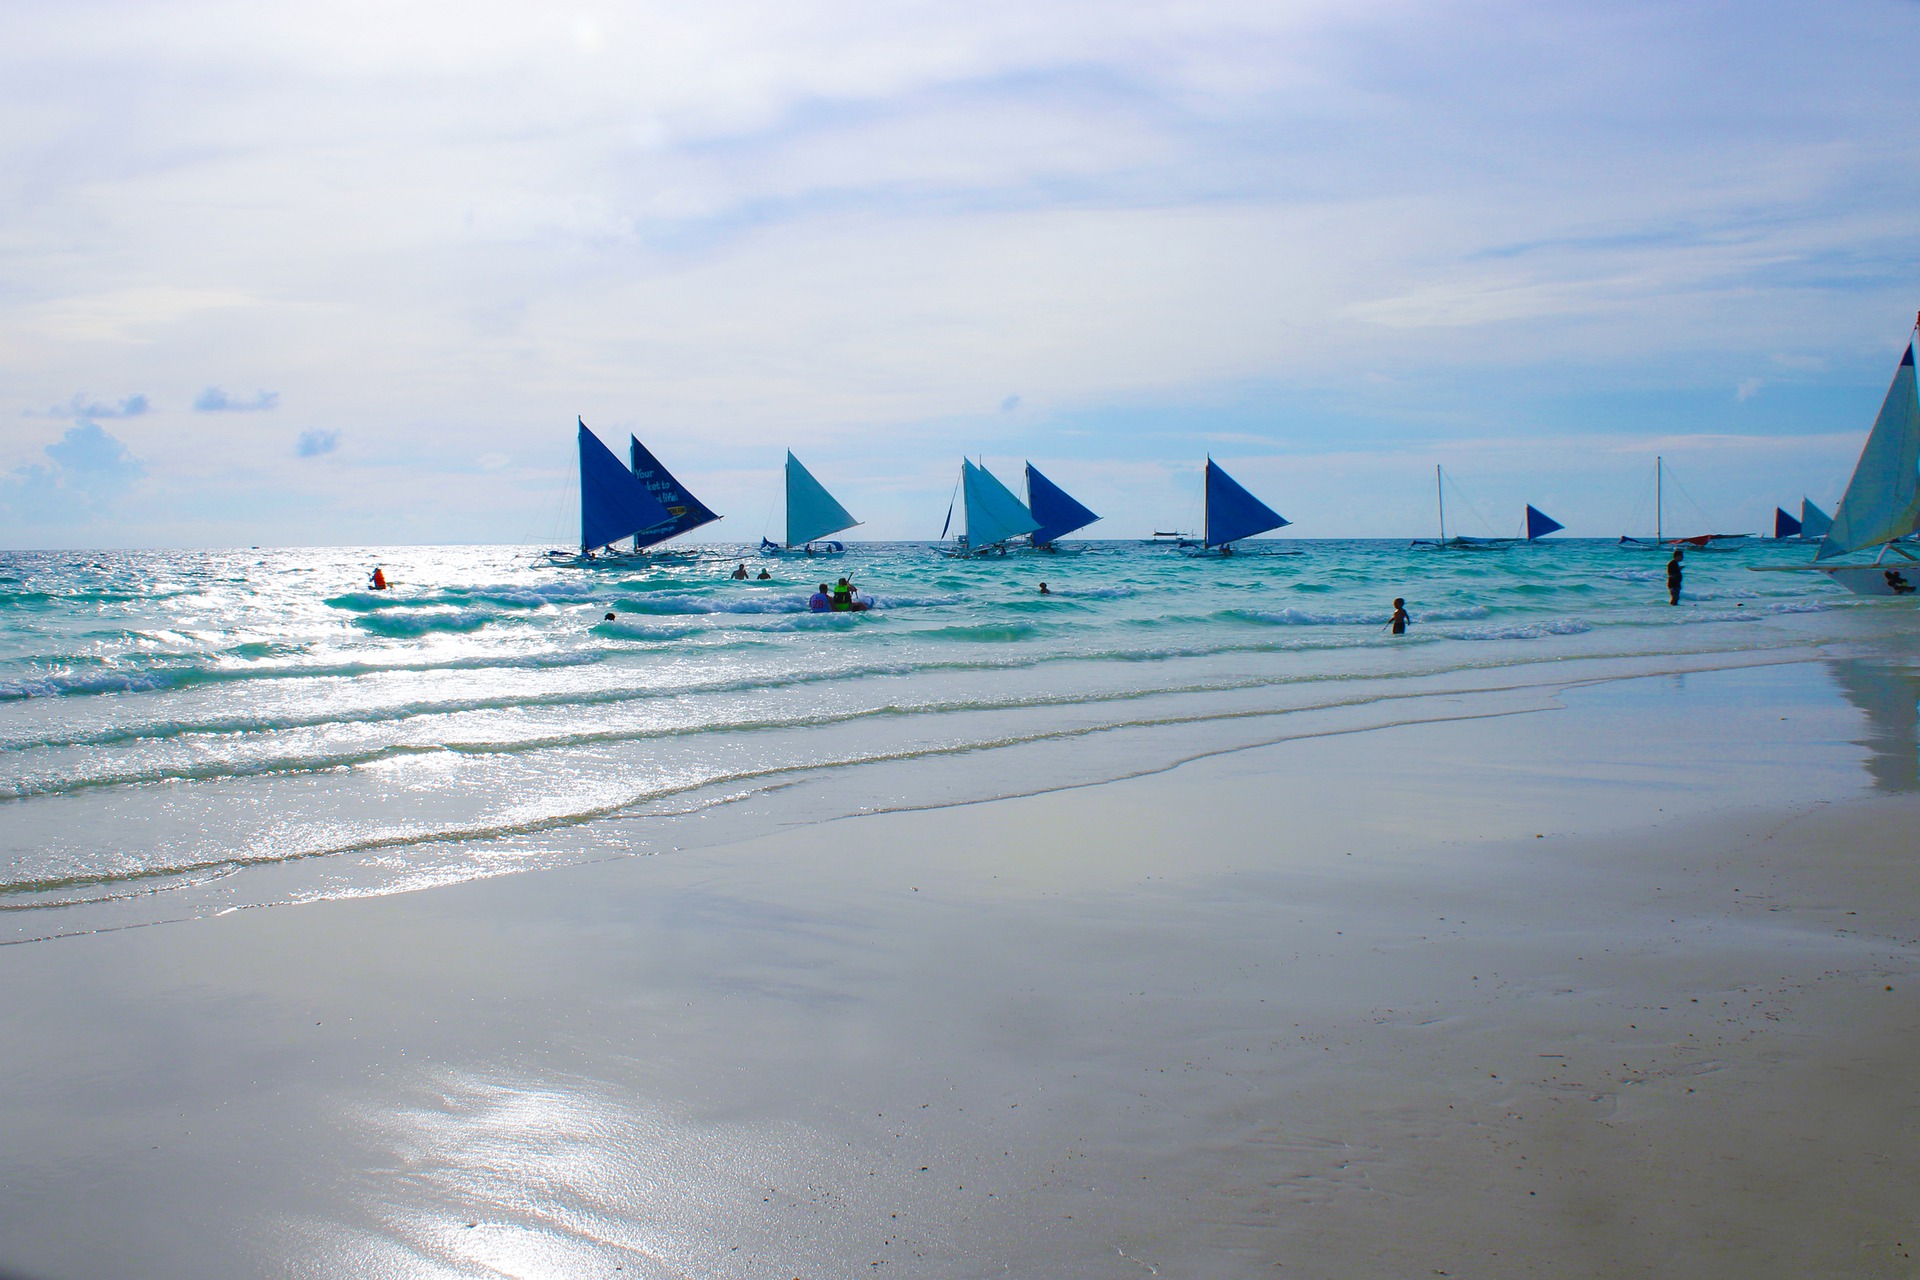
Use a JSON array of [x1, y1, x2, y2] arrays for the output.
[[1816, 565, 1920, 597]]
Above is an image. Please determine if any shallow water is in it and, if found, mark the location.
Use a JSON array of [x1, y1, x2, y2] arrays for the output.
[[0, 537, 1888, 937]]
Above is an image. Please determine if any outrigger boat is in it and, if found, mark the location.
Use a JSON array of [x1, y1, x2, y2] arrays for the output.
[[761, 451, 860, 555], [546, 421, 720, 567], [1410, 465, 1562, 548], [942, 459, 1039, 555], [1025, 464, 1100, 550], [1177, 458, 1290, 556], [1619, 456, 1750, 549], [1753, 319, 1920, 596]]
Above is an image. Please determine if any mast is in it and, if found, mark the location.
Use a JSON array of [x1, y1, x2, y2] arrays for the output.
[[1436, 465, 1445, 542], [1656, 456, 1663, 544]]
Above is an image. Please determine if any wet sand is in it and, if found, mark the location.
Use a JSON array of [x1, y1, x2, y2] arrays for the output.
[[2, 660, 1919, 1278]]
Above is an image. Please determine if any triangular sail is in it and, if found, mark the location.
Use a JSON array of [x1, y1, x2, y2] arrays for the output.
[[629, 437, 721, 549], [579, 421, 671, 551], [1774, 507, 1802, 539], [1800, 498, 1832, 540], [961, 460, 1040, 547], [786, 452, 859, 546], [1524, 505, 1563, 540], [1025, 463, 1100, 544], [1819, 345, 1920, 560], [1204, 458, 1288, 548]]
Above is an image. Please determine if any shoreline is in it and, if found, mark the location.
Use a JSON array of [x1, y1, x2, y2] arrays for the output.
[[2, 657, 1919, 1276]]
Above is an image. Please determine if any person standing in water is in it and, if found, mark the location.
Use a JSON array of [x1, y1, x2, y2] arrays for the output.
[[731, 563, 749, 580], [1666, 548, 1684, 605], [369, 566, 388, 590], [1390, 598, 1410, 635], [809, 583, 832, 612]]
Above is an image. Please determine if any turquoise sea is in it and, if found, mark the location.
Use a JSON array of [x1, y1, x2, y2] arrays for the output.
[[0, 537, 1888, 941]]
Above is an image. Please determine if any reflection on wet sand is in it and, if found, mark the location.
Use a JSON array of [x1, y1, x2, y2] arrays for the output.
[[1828, 659, 1920, 793]]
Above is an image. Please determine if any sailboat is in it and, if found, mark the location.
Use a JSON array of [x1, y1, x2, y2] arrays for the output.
[[943, 459, 1040, 555], [1025, 464, 1100, 550], [545, 420, 673, 566], [1177, 458, 1290, 555], [1619, 456, 1751, 549], [1409, 466, 1563, 548], [1772, 498, 1832, 540], [761, 452, 860, 554], [1754, 323, 1920, 595], [628, 436, 721, 553]]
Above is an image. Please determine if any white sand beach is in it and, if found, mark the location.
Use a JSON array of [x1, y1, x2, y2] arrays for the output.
[[3, 657, 1919, 1278]]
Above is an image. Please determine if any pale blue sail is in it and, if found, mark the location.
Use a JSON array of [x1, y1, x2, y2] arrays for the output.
[[1525, 505, 1563, 540], [1819, 345, 1920, 560], [630, 437, 721, 550], [1800, 498, 1832, 541], [786, 452, 860, 547], [579, 420, 670, 552], [962, 460, 1040, 548], [1204, 458, 1288, 548], [1025, 464, 1100, 546]]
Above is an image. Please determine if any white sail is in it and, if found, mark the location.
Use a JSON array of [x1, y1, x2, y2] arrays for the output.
[[1819, 345, 1920, 560]]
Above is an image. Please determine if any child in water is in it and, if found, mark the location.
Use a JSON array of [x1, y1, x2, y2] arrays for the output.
[[1390, 598, 1410, 635]]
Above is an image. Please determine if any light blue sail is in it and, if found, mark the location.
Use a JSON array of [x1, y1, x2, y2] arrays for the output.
[[1800, 498, 1832, 541], [962, 460, 1040, 548], [630, 437, 721, 550], [579, 421, 670, 552], [1820, 345, 1920, 560], [1204, 458, 1288, 548], [1525, 505, 1563, 540], [1026, 464, 1100, 546], [786, 452, 860, 547]]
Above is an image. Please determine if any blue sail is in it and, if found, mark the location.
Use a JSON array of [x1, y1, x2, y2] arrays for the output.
[[1800, 498, 1832, 540], [1774, 507, 1802, 539], [786, 452, 859, 546], [1525, 505, 1564, 540], [579, 421, 671, 552], [629, 436, 721, 549], [1025, 463, 1100, 545], [1203, 459, 1288, 548], [962, 460, 1040, 547]]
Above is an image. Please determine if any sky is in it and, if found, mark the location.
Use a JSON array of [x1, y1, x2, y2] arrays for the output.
[[3, 0, 1919, 547]]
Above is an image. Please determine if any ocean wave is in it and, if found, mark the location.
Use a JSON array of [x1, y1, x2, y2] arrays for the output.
[[353, 608, 497, 637], [0, 648, 606, 702], [1448, 619, 1594, 640], [1232, 604, 1492, 626], [918, 622, 1046, 643]]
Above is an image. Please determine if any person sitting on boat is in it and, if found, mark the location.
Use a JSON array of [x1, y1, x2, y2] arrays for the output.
[[1390, 598, 1410, 635], [731, 563, 749, 580], [810, 583, 832, 612], [1887, 570, 1916, 596], [369, 566, 388, 590], [757, 567, 772, 580], [831, 578, 870, 612]]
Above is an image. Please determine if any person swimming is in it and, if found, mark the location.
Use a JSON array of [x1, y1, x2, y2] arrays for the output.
[[809, 583, 832, 612], [757, 567, 772, 580], [1038, 582, 1051, 594], [731, 563, 749, 580], [1390, 598, 1410, 635]]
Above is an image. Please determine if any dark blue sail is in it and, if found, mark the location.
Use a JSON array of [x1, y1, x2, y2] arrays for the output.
[[1774, 507, 1802, 539], [1204, 458, 1288, 548], [579, 421, 671, 552], [630, 436, 721, 550], [1025, 463, 1100, 545], [1525, 505, 1564, 540]]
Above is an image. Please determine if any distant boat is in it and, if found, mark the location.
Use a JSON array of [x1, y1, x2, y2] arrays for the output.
[[1754, 324, 1920, 595], [1025, 464, 1100, 550], [1773, 497, 1832, 540], [1181, 458, 1289, 555], [943, 459, 1040, 555], [762, 452, 860, 554], [1619, 456, 1750, 549], [628, 436, 721, 552], [1410, 465, 1562, 548], [546, 420, 673, 566]]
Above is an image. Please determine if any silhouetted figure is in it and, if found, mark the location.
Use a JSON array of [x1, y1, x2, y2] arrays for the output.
[[1667, 549, 1684, 605], [1390, 598, 1410, 635], [1038, 582, 1051, 595]]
